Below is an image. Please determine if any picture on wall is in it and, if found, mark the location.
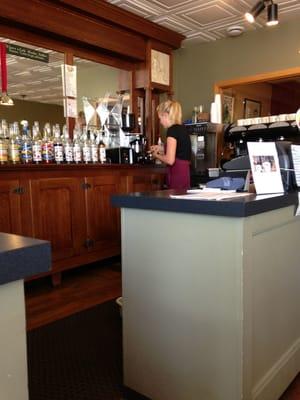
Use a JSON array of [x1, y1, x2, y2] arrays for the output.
[[243, 98, 261, 118], [222, 95, 234, 123]]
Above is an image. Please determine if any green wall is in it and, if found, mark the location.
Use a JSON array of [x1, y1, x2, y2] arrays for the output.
[[174, 18, 300, 120], [0, 99, 65, 130], [77, 63, 119, 112]]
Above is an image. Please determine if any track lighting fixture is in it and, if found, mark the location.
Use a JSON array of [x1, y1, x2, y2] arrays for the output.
[[245, 0, 279, 26], [266, 2, 278, 26]]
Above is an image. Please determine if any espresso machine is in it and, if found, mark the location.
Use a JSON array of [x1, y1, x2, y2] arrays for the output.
[[185, 122, 221, 183]]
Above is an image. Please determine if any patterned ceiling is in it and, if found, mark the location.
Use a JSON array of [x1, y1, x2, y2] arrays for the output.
[[1, 2, 299, 106], [107, 0, 300, 44], [0, 37, 99, 105]]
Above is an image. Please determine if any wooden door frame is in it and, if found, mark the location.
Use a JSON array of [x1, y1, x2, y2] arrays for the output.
[[214, 66, 300, 93]]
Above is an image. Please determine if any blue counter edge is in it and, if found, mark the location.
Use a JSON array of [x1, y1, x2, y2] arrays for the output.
[[112, 191, 298, 217], [0, 233, 51, 285]]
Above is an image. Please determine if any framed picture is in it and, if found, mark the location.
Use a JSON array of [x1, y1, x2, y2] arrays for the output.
[[222, 95, 234, 123], [244, 98, 261, 118], [151, 49, 170, 86]]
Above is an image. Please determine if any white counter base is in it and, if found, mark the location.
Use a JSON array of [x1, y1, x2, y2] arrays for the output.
[[0, 280, 28, 400], [121, 205, 300, 400]]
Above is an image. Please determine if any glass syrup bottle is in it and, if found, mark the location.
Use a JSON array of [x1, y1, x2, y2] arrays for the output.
[[53, 125, 64, 164], [20, 122, 33, 164], [32, 122, 42, 164], [0, 126, 8, 164], [62, 125, 73, 164], [42, 123, 54, 164], [8, 123, 21, 164]]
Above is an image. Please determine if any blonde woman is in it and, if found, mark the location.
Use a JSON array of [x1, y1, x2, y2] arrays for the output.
[[150, 100, 191, 190]]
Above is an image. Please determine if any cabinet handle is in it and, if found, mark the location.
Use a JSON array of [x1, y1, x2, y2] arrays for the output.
[[84, 238, 94, 248], [81, 183, 91, 190], [12, 187, 25, 194]]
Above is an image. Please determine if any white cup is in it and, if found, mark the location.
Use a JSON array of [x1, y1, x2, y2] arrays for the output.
[[208, 168, 220, 178]]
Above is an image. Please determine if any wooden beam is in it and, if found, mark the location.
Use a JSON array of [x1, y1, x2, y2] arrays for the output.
[[56, 0, 185, 49], [0, 0, 146, 61], [0, 23, 135, 70]]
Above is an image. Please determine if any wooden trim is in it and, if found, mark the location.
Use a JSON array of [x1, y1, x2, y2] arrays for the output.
[[1, 0, 146, 60], [214, 67, 300, 93], [0, 22, 135, 70], [57, 0, 185, 49]]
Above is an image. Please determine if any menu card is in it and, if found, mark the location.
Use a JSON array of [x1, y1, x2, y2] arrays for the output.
[[247, 142, 284, 194]]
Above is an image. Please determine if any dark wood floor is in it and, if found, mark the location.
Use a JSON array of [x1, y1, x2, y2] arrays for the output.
[[24, 258, 299, 399], [25, 258, 122, 331]]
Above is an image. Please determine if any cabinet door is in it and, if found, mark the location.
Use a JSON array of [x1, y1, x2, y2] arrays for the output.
[[0, 180, 22, 234], [132, 173, 164, 192], [31, 178, 86, 262], [85, 175, 123, 252]]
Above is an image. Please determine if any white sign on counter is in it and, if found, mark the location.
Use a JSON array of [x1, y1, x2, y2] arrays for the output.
[[247, 142, 284, 195]]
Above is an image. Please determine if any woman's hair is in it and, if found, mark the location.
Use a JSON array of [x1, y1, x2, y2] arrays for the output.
[[156, 100, 182, 125]]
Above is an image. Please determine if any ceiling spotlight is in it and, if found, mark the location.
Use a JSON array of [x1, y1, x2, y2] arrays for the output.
[[245, 0, 265, 23], [266, 3, 278, 26], [245, 0, 278, 26]]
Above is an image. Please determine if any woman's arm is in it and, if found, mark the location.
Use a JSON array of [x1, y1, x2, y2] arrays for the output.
[[152, 137, 177, 166]]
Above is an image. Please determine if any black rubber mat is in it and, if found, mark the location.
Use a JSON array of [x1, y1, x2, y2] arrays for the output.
[[27, 300, 124, 400]]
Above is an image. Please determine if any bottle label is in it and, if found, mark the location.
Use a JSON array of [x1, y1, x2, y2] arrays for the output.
[[42, 142, 54, 162], [73, 144, 82, 163], [9, 144, 20, 162], [0, 145, 8, 163], [21, 142, 33, 162], [91, 146, 98, 163], [99, 147, 106, 163], [32, 143, 42, 162], [64, 144, 73, 162], [54, 144, 64, 162], [82, 146, 91, 163]]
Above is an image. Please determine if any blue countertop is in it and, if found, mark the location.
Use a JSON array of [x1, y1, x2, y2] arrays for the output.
[[0, 233, 51, 285], [112, 190, 298, 217]]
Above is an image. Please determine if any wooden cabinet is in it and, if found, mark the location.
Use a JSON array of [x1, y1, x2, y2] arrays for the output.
[[85, 175, 124, 253], [30, 178, 86, 262], [130, 173, 165, 192], [0, 180, 22, 235], [0, 165, 165, 285]]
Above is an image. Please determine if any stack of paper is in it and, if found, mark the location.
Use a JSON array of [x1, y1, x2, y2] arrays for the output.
[[291, 145, 300, 187]]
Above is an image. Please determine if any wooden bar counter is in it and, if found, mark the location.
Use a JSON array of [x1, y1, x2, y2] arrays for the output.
[[0, 163, 165, 285]]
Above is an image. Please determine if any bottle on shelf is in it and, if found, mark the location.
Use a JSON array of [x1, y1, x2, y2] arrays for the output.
[[0, 125, 8, 164], [82, 130, 92, 164], [90, 132, 99, 164], [42, 123, 54, 164], [8, 123, 21, 164], [20, 122, 33, 164], [99, 135, 106, 164], [62, 125, 73, 164], [32, 122, 42, 164], [1, 119, 9, 140], [53, 125, 64, 164], [73, 131, 82, 164]]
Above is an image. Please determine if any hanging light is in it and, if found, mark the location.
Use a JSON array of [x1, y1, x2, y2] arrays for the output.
[[245, 1, 265, 23], [245, 0, 279, 26], [266, 2, 278, 26], [0, 43, 14, 106]]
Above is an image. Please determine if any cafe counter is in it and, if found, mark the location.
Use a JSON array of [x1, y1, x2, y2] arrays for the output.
[[112, 190, 300, 400]]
